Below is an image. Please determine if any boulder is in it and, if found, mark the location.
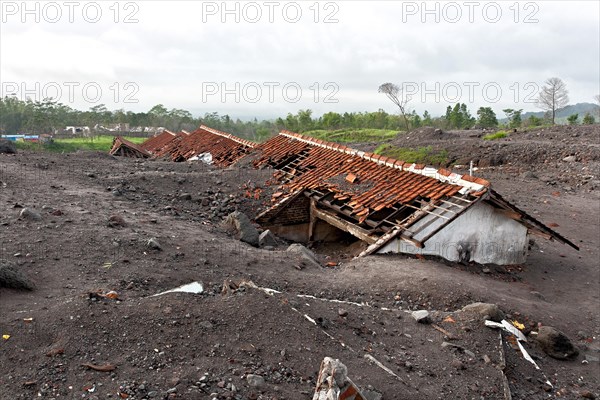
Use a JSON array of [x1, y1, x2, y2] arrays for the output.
[[536, 326, 578, 360], [287, 243, 320, 267], [19, 208, 42, 221], [221, 212, 259, 247], [0, 262, 34, 290], [412, 310, 431, 324], [258, 229, 278, 247], [462, 302, 504, 322], [146, 238, 162, 251], [0, 139, 17, 154]]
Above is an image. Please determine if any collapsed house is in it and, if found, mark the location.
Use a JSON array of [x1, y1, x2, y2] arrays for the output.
[[114, 126, 578, 265], [151, 126, 256, 165], [109, 137, 151, 158]]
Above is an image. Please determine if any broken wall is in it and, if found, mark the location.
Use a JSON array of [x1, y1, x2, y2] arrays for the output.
[[378, 201, 528, 265]]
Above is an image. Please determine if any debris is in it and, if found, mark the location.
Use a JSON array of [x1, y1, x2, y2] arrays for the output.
[[45, 347, 64, 357], [562, 155, 576, 162], [441, 341, 475, 358], [89, 290, 121, 301], [313, 357, 367, 400], [511, 320, 525, 330], [81, 363, 116, 372], [536, 326, 579, 360], [2, 334, 10, 340], [411, 310, 431, 324], [221, 211, 259, 246], [338, 309, 348, 317], [484, 320, 527, 342], [463, 302, 505, 322], [19, 208, 42, 221], [363, 354, 404, 383], [258, 229, 278, 247], [146, 237, 162, 250], [432, 324, 455, 339], [151, 281, 204, 297]]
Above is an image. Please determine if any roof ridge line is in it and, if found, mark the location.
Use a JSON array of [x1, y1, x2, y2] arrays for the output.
[[278, 130, 490, 193], [200, 125, 257, 148]]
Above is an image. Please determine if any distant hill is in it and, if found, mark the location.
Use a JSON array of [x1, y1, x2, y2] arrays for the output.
[[516, 102, 600, 124]]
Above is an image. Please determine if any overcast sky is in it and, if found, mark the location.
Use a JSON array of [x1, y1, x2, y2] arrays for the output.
[[1, 0, 599, 119]]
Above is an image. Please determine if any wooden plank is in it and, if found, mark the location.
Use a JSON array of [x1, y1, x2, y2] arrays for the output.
[[312, 207, 379, 244]]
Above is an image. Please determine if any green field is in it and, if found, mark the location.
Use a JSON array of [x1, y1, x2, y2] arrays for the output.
[[374, 144, 449, 166], [14, 136, 146, 153], [302, 128, 400, 143]]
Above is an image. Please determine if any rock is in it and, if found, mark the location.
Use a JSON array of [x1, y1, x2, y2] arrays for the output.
[[199, 321, 214, 329], [563, 156, 576, 162], [258, 229, 278, 247], [482, 267, 491, 274], [178, 193, 192, 200], [451, 358, 465, 370], [147, 238, 162, 251], [286, 243, 320, 267], [462, 302, 504, 322], [521, 170, 538, 179], [584, 354, 600, 363], [19, 208, 42, 221], [530, 291, 546, 301], [580, 390, 597, 399], [0, 262, 34, 290], [362, 389, 383, 400], [411, 310, 431, 324], [246, 374, 265, 388], [536, 326, 579, 360], [338, 308, 348, 317], [221, 212, 259, 247], [107, 215, 126, 228], [0, 138, 17, 154]]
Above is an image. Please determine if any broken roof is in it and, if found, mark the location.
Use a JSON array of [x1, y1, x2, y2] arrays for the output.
[[140, 130, 178, 154], [253, 131, 578, 253], [109, 137, 151, 158], [152, 125, 256, 166]]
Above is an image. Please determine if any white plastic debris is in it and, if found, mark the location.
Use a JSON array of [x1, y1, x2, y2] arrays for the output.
[[485, 319, 527, 342], [151, 281, 204, 297]]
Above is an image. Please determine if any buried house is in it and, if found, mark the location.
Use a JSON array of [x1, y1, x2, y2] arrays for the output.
[[251, 131, 578, 265], [117, 126, 578, 266]]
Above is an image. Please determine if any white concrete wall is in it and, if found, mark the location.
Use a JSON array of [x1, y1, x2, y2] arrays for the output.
[[377, 202, 528, 265]]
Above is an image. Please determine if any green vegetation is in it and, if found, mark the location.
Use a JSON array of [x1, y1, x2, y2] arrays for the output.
[[583, 113, 595, 125], [14, 136, 145, 153], [302, 128, 400, 143], [445, 103, 476, 129], [374, 145, 448, 166], [476, 107, 498, 128], [483, 130, 509, 140], [567, 113, 579, 125], [503, 109, 522, 129]]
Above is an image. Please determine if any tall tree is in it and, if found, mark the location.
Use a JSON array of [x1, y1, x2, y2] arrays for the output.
[[537, 77, 569, 125], [476, 107, 498, 128], [378, 83, 411, 130], [503, 109, 523, 129]]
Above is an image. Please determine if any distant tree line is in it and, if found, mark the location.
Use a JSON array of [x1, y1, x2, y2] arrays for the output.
[[1, 85, 597, 142]]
